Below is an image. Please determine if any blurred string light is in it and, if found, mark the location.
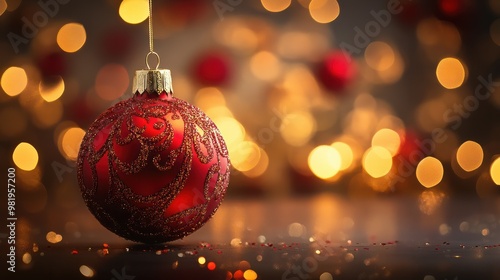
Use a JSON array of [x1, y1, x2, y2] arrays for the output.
[[261, 0, 291, 12], [39, 76, 65, 102], [199, 88, 269, 176], [57, 23, 86, 53], [13, 142, 39, 171], [58, 127, 86, 161], [231, 141, 261, 172], [277, 31, 330, 61], [365, 42, 395, 72], [490, 157, 500, 185], [309, 0, 340, 24], [436, 57, 466, 89], [364, 41, 405, 84], [371, 128, 401, 156], [416, 18, 461, 58], [280, 111, 316, 147], [0, 0, 6, 16], [207, 262, 216, 271], [22, 252, 32, 264], [250, 51, 282, 81], [243, 269, 258, 280], [362, 146, 392, 178], [416, 157, 444, 188], [79, 265, 95, 278], [1, 66, 27, 96], [456, 141, 483, 172], [319, 272, 334, 280], [119, 0, 149, 24], [308, 145, 341, 179], [213, 18, 260, 54], [490, 18, 500, 46], [95, 63, 129, 101], [194, 87, 226, 112], [242, 149, 269, 178], [5, 0, 20, 12], [331, 142, 353, 171], [31, 100, 63, 128]]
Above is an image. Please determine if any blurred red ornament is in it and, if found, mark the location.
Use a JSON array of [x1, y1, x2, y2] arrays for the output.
[[77, 70, 230, 243], [438, 0, 463, 17], [68, 97, 93, 125], [37, 52, 67, 77], [397, 130, 426, 163], [100, 28, 133, 60], [317, 51, 356, 93], [159, 0, 208, 27], [192, 51, 231, 86], [396, 0, 425, 25]]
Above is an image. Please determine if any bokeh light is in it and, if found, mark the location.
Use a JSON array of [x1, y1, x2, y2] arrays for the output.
[[13, 142, 39, 171], [231, 141, 261, 172], [490, 19, 500, 46], [119, 0, 149, 24], [371, 128, 401, 156], [436, 57, 466, 89], [309, 0, 340, 23], [456, 141, 483, 172], [39, 76, 65, 102], [416, 18, 461, 57], [95, 63, 129, 101], [207, 262, 216, 270], [22, 252, 32, 264], [5, 0, 20, 12], [243, 269, 258, 280], [214, 117, 245, 148], [319, 272, 334, 280], [261, 0, 291, 12], [490, 157, 500, 185], [416, 157, 444, 188], [280, 111, 316, 147], [79, 265, 95, 278], [365, 41, 395, 71], [31, 100, 64, 129], [250, 51, 282, 81], [194, 87, 226, 111], [57, 23, 86, 53], [242, 149, 269, 178], [1, 66, 28, 96], [331, 142, 354, 171], [308, 145, 341, 179], [59, 127, 86, 161], [362, 146, 392, 178], [0, 0, 7, 16]]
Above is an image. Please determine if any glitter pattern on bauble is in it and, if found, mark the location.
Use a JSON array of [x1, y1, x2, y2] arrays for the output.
[[77, 87, 230, 243]]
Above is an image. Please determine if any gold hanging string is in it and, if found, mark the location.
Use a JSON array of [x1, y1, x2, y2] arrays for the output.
[[146, 0, 160, 69]]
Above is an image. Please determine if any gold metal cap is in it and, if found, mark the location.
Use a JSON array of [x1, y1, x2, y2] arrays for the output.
[[132, 69, 173, 95]]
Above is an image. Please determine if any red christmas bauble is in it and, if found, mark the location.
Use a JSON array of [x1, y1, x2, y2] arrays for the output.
[[317, 51, 356, 93], [77, 87, 230, 243]]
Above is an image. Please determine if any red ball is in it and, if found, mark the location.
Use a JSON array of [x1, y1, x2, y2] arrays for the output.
[[317, 51, 356, 92], [77, 93, 230, 243], [192, 52, 231, 86]]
